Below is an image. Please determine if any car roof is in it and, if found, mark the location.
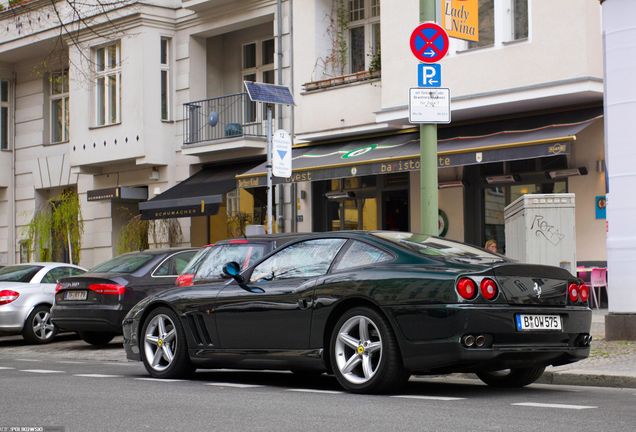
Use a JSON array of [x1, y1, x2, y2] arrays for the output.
[[215, 232, 311, 244]]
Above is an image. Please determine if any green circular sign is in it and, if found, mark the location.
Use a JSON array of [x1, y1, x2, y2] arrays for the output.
[[342, 145, 377, 159], [438, 209, 449, 237]]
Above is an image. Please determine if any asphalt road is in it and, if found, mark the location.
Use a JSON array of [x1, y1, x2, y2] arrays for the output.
[[1, 351, 635, 432]]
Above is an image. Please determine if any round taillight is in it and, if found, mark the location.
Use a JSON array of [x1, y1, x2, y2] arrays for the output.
[[0, 290, 20, 306], [568, 283, 579, 302], [579, 284, 589, 303], [457, 278, 477, 300], [480, 278, 498, 300]]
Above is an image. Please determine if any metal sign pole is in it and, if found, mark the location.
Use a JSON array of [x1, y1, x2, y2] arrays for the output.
[[420, 0, 439, 236], [266, 105, 273, 234]]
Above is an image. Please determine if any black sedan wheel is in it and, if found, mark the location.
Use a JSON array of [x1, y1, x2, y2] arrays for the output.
[[330, 307, 410, 394], [141, 307, 196, 379], [78, 331, 117, 346], [476, 367, 546, 387], [22, 305, 57, 344]]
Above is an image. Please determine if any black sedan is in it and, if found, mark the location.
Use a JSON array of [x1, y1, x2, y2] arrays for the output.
[[122, 231, 592, 393], [52, 248, 197, 345]]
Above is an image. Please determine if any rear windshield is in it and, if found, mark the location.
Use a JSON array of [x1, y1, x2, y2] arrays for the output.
[[371, 232, 506, 264], [89, 254, 155, 274], [193, 243, 267, 283], [0, 265, 43, 282]]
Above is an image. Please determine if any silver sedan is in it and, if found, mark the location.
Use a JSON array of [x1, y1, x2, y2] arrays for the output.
[[0, 263, 86, 344]]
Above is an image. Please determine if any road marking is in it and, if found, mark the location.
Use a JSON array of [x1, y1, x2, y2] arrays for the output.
[[0, 367, 15, 370], [16, 358, 42, 362], [287, 389, 343, 395], [20, 369, 65, 374], [135, 378, 185, 383], [206, 383, 263, 388], [392, 395, 465, 401], [102, 362, 139, 366], [55, 361, 86, 364], [512, 402, 597, 410], [73, 374, 124, 378]]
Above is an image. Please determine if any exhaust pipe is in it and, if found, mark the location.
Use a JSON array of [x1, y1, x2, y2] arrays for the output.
[[475, 335, 486, 347]]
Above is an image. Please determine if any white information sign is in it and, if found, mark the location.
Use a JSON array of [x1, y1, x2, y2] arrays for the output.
[[409, 87, 451, 124], [272, 129, 292, 178]]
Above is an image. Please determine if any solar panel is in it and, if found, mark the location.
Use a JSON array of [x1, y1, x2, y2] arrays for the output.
[[244, 81, 296, 106]]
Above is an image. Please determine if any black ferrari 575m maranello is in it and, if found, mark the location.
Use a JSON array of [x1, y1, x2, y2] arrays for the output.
[[123, 231, 592, 394]]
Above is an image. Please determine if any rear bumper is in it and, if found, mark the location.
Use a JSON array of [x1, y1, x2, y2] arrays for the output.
[[51, 305, 126, 334], [0, 303, 29, 333], [389, 304, 592, 374]]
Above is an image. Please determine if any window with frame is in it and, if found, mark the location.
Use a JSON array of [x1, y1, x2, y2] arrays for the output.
[[242, 38, 275, 123], [467, 0, 494, 49], [160, 38, 171, 121], [348, 0, 381, 73], [95, 42, 121, 126], [463, 0, 528, 51], [511, 0, 528, 41], [50, 70, 69, 143], [1, 80, 9, 150]]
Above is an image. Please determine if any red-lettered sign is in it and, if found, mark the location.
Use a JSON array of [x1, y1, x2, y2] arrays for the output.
[[410, 22, 450, 63]]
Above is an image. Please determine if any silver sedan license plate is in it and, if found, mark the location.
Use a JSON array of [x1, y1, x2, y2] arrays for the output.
[[64, 290, 87, 301], [516, 314, 562, 331]]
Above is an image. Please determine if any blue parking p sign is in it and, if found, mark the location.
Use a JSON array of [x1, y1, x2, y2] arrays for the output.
[[418, 64, 441, 87]]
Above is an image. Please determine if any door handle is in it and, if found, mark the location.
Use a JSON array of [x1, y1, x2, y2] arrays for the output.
[[298, 299, 309, 310]]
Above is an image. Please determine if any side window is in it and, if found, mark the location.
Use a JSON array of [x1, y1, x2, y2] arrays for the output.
[[174, 251, 197, 275], [250, 239, 347, 282], [194, 244, 267, 282], [41, 267, 69, 284], [69, 268, 86, 276], [154, 259, 171, 276], [333, 240, 394, 271]]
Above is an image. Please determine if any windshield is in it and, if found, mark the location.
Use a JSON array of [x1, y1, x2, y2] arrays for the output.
[[371, 232, 506, 264], [0, 265, 43, 282], [89, 253, 154, 274], [180, 247, 213, 275], [193, 243, 267, 282]]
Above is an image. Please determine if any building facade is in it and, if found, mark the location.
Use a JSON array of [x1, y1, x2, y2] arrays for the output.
[[0, 0, 606, 271]]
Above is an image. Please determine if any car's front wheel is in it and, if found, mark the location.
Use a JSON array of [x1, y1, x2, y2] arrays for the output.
[[476, 367, 546, 387], [22, 305, 57, 344], [140, 307, 196, 379], [78, 331, 117, 345], [330, 307, 410, 394]]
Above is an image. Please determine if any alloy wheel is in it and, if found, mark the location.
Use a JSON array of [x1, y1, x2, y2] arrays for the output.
[[143, 313, 178, 372], [32, 309, 55, 341], [334, 315, 383, 384]]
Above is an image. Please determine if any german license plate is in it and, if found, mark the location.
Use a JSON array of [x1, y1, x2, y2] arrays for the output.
[[516, 314, 562, 331], [64, 291, 87, 301]]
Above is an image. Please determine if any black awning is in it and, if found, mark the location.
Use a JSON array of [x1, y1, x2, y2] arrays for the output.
[[236, 117, 600, 187], [140, 162, 261, 220]]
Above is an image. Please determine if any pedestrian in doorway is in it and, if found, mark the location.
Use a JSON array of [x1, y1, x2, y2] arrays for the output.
[[485, 239, 499, 254]]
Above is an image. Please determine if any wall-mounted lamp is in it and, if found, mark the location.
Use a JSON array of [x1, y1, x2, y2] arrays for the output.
[[153, 187, 161, 196], [546, 167, 588, 179], [150, 167, 160, 180], [486, 174, 521, 184], [596, 160, 605, 173], [325, 191, 356, 200], [438, 180, 469, 189]]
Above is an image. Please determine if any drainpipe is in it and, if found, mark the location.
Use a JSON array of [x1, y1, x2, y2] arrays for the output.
[[289, 0, 297, 232], [11, 72, 17, 264]]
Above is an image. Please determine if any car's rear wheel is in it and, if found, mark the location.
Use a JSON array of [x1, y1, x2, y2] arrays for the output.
[[330, 307, 410, 394], [476, 367, 546, 387], [140, 307, 196, 379], [78, 331, 117, 346], [22, 305, 57, 344]]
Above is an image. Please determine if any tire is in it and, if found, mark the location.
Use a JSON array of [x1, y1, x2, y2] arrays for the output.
[[476, 367, 546, 388], [140, 307, 196, 379], [22, 305, 58, 344], [330, 306, 410, 394], [78, 331, 117, 346]]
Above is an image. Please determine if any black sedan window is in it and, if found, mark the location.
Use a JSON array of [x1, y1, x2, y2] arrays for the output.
[[89, 254, 154, 274], [0, 265, 43, 282], [155, 251, 198, 276], [41, 267, 85, 284], [194, 243, 267, 282], [333, 241, 394, 271], [250, 238, 347, 282]]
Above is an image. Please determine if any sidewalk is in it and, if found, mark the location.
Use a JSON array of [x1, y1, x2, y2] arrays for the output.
[[537, 308, 636, 388]]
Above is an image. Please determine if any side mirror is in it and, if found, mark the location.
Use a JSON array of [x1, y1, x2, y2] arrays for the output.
[[222, 262, 244, 283]]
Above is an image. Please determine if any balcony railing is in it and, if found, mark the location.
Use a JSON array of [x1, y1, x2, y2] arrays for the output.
[[183, 93, 265, 145]]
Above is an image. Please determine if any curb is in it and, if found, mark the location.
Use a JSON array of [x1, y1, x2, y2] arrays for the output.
[[538, 369, 636, 388]]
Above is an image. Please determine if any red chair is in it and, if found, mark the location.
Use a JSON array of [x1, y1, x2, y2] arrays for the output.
[[584, 267, 607, 310]]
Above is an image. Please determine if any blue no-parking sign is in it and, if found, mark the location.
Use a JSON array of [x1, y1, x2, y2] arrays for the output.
[[418, 64, 441, 87]]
